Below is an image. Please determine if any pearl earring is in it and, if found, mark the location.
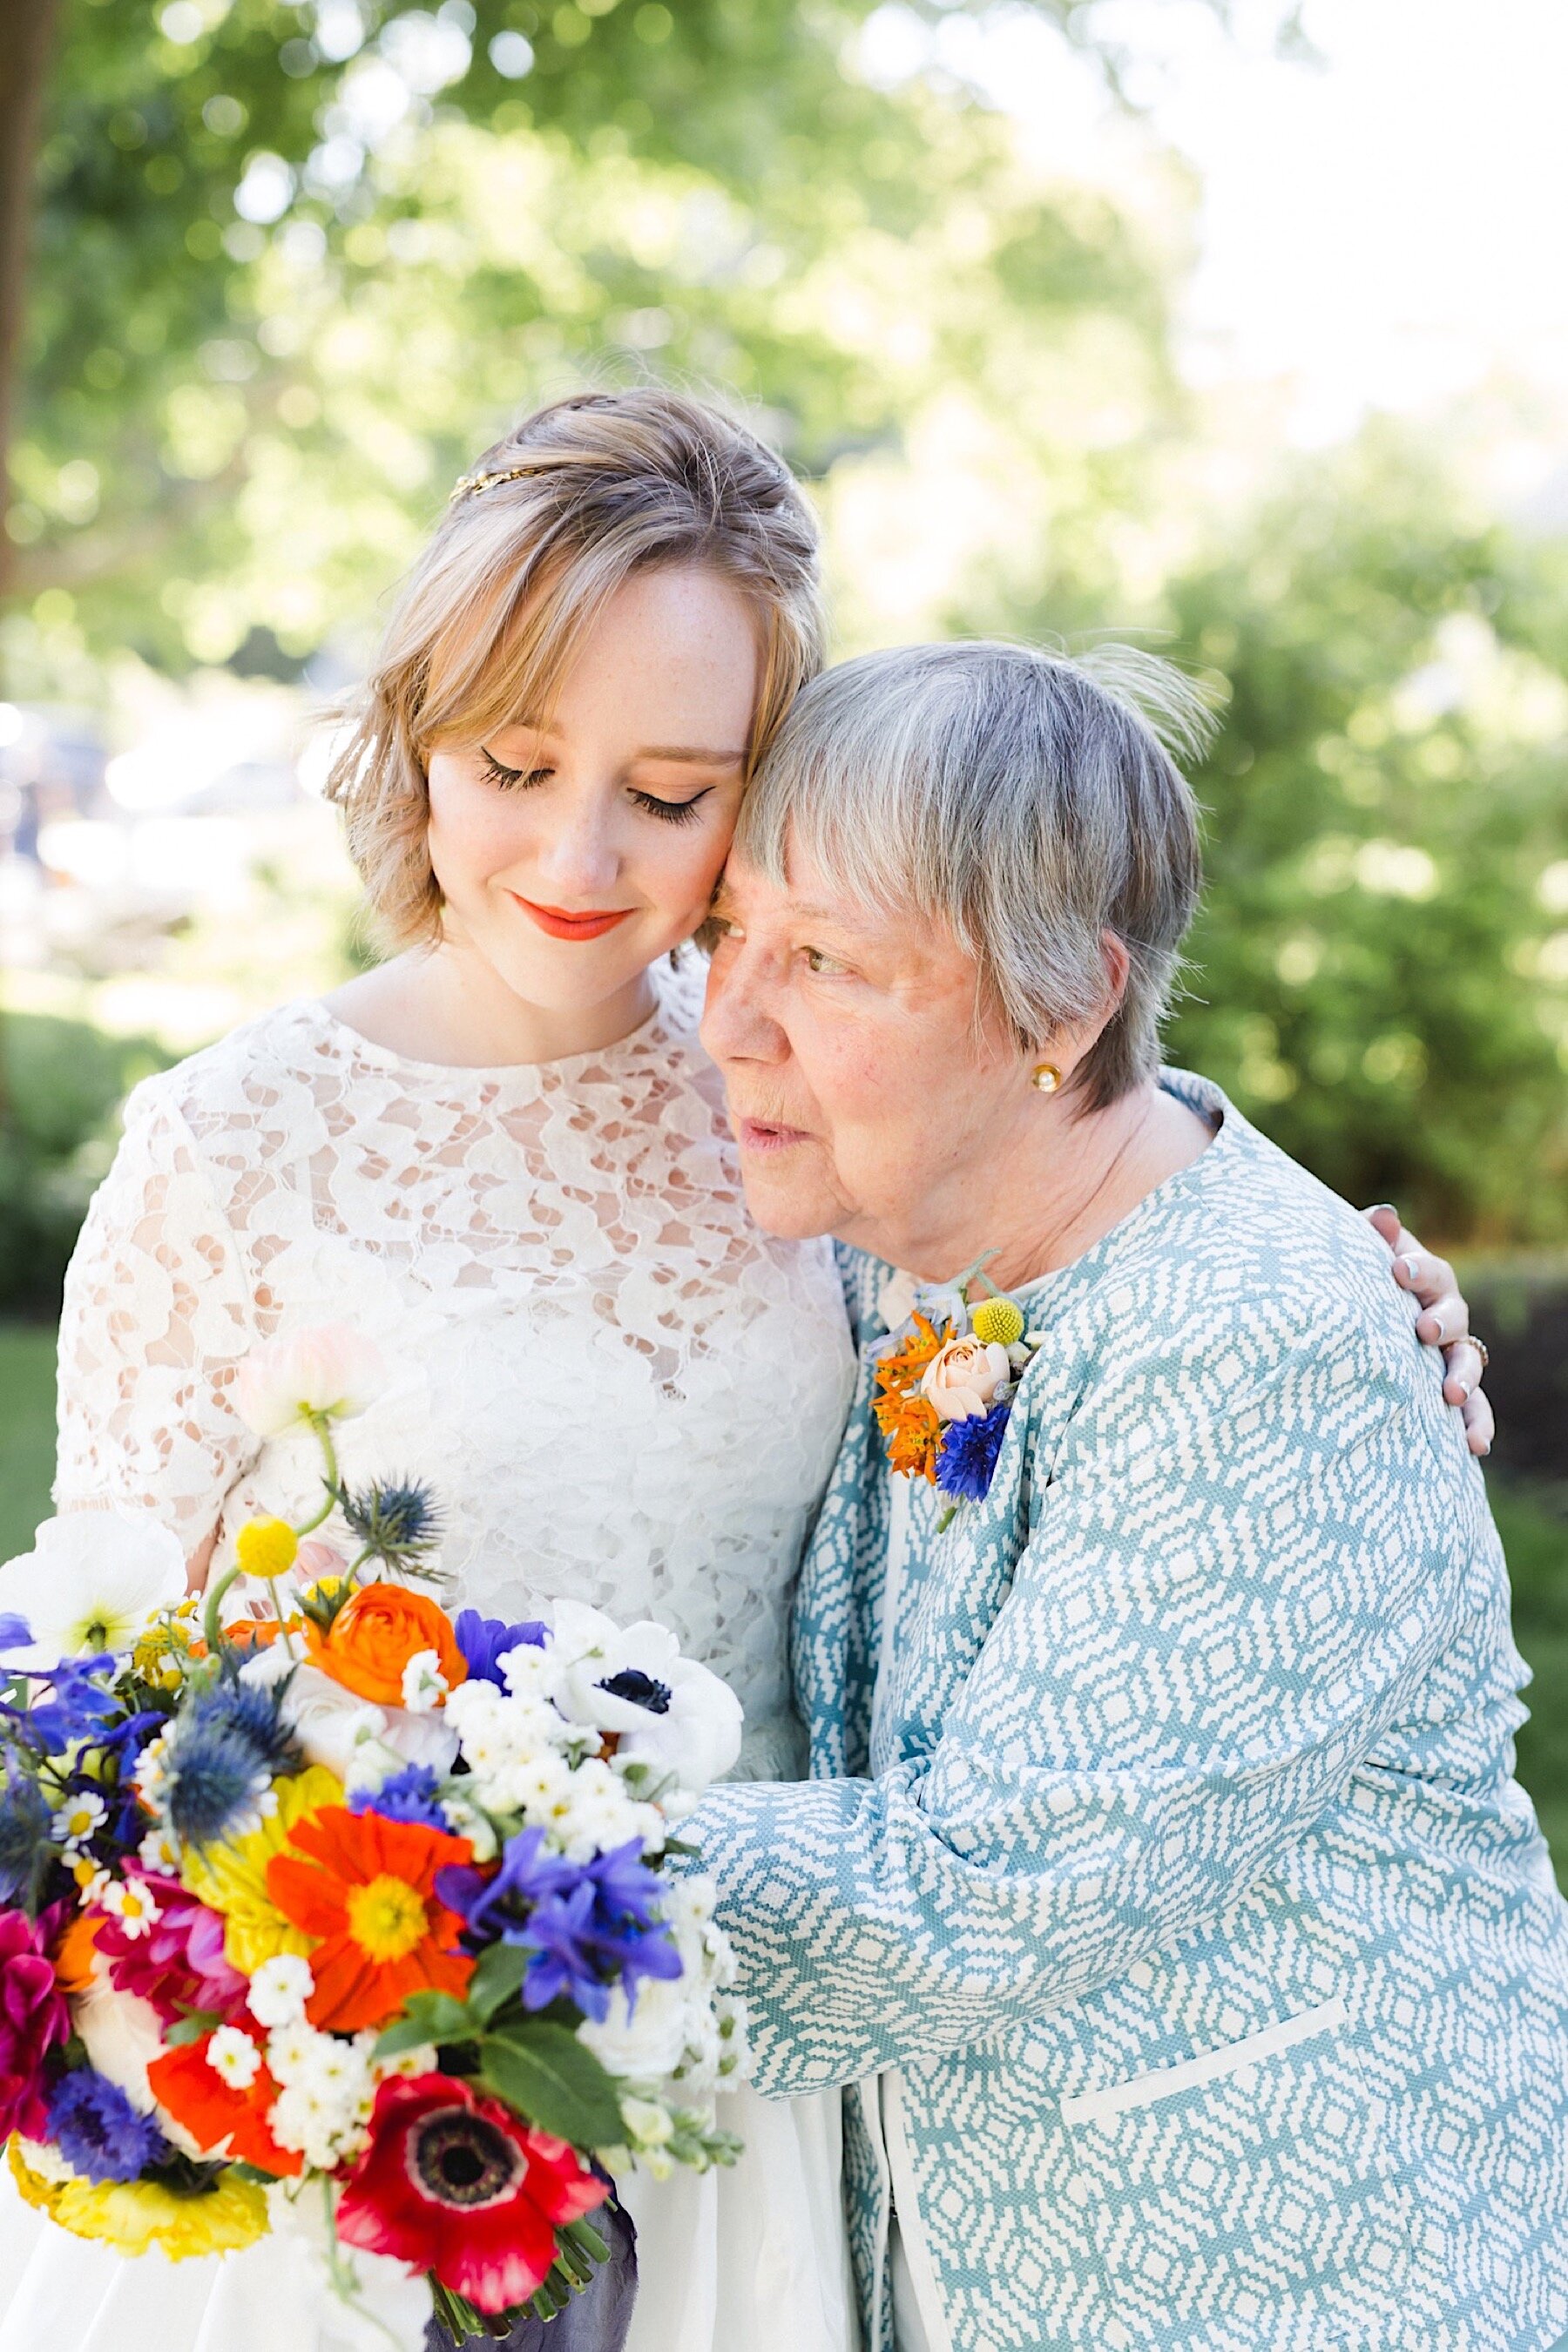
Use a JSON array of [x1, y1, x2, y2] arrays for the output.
[[1030, 1063, 1062, 1094]]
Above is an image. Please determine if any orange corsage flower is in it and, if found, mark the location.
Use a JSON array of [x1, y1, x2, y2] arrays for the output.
[[872, 1312, 950, 1484], [304, 1583, 468, 1707], [266, 1806, 476, 2032], [147, 2031, 303, 2176]]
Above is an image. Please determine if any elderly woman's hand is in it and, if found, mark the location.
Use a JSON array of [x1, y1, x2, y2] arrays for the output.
[[1363, 1204, 1493, 1456]]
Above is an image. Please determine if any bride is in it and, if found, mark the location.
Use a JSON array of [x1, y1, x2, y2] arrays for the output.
[[0, 386, 1489, 2352]]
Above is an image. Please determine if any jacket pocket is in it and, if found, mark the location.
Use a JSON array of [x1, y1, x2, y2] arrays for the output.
[[1061, 1998, 1414, 2344]]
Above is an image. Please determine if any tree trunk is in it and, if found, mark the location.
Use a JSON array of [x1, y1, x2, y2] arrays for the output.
[[0, 0, 62, 609]]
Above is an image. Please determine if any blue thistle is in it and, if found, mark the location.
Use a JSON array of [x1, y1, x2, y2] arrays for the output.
[[162, 1667, 301, 1848], [935, 1401, 1012, 1502], [341, 1479, 442, 1565], [0, 1768, 52, 1909], [48, 2067, 170, 2183]]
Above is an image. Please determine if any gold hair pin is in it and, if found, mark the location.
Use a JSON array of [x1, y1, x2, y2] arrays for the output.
[[449, 463, 544, 503]]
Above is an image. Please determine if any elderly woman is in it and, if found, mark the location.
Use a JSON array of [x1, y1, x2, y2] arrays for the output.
[[689, 641, 1568, 2352]]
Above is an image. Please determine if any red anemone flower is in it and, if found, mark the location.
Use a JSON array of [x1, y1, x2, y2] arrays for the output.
[[335, 2072, 608, 2314]]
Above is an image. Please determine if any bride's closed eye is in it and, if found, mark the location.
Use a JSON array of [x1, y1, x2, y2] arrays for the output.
[[630, 786, 713, 828], [480, 749, 551, 792]]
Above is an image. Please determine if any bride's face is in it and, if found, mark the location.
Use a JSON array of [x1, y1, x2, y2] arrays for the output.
[[425, 564, 760, 1017]]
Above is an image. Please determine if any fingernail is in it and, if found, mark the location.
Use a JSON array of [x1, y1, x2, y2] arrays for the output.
[[1400, 1255, 1422, 1282], [1457, 1381, 1472, 1402], [1480, 1441, 1491, 1457], [1371, 1204, 1396, 1219], [1429, 1315, 1447, 1342]]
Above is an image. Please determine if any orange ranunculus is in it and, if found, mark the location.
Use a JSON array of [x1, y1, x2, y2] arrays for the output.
[[303, 1583, 467, 1707], [51, 1910, 103, 1996], [146, 2031, 303, 2177], [266, 1806, 475, 2033]]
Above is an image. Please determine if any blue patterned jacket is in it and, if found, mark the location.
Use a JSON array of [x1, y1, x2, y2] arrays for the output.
[[690, 1076, 1568, 2352]]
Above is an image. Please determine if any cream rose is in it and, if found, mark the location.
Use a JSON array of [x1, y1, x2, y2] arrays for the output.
[[919, 1335, 1011, 1422]]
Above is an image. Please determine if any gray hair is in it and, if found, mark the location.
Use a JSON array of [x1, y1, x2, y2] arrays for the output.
[[734, 639, 1213, 1110]]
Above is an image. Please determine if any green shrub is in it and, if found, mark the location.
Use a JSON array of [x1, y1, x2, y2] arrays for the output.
[[0, 1014, 172, 1315]]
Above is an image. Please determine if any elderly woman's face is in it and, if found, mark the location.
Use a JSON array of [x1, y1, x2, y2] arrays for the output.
[[701, 843, 1026, 1260]]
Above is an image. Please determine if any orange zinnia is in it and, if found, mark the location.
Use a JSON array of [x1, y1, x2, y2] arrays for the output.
[[304, 1583, 468, 1707], [266, 1806, 476, 2032]]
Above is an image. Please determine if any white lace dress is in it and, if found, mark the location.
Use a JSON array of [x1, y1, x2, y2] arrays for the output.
[[0, 956, 860, 2352]]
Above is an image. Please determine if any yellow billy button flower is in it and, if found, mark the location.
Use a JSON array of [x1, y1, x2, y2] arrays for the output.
[[234, 1517, 300, 1582], [970, 1298, 1025, 1348]]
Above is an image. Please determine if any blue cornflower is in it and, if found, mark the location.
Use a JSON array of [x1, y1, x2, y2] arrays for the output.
[[0, 1768, 52, 1909], [935, 1401, 1012, 1501], [437, 1825, 585, 1947], [454, 1610, 548, 1689], [0, 1613, 30, 1652], [162, 1669, 301, 1848], [350, 1763, 450, 1832], [48, 2067, 170, 2183]]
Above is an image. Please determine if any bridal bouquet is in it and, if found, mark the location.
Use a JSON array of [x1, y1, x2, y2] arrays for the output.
[[0, 1326, 748, 2345]]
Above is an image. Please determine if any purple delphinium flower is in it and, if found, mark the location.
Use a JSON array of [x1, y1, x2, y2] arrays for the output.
[[935, 1400, 1012, 1501], [454, 1610, 548, 1688], [436, 1825, 584, 1948], [48, 2066, 170, 2183], [0, 1615, 30, 1652], [518, 1882, 615, 2018], [584, 1839, 667, 1934], [349, 1764, 450, 1833]]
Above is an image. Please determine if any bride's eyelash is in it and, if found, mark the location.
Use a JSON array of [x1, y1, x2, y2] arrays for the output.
[[480, 752, 550, 792], [631, 787, 711, 827]]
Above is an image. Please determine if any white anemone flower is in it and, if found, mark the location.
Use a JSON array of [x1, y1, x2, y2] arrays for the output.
[[551, 1598, 743, 1793], [578, 1973, 695, 2083], [0, 1511, 186, 1669], [232, 1323, 388, 1438]]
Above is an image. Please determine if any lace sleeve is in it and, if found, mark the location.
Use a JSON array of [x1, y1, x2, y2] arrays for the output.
[[54, 1078, 260, 1551]]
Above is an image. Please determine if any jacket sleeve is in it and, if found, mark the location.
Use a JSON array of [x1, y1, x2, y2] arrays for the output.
[[689, 1303, 1472, 2096]]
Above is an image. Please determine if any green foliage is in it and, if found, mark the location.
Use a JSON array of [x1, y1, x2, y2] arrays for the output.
[[1158, 435, 1568, 1243], [477, 2016, 625, 2149], [0, 1324, 56, 1556], [10, 0, 1174, 677], [0, 1014, 173, 1314]]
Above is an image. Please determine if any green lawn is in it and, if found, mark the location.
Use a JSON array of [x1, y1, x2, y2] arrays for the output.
[[1, 1322, 1564, 1871]]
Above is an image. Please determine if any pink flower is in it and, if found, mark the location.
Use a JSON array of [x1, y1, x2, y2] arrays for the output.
[[95, 1878, 247, 2025], [919, 1334, 1011, 1423], [0, 1906, 70, 2139], [233, 1325, 387, 1438]]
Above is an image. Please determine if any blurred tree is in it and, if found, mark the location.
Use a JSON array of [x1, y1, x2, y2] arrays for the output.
[[3, 0, 1186, 679], [1159, 430, 1568, 1244]]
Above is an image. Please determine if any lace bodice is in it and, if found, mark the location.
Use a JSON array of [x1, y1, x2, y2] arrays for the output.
[[56, 957, 856, 1777]]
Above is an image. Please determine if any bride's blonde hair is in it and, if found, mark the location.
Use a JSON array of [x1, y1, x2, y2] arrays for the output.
[[328, 387, 825, 948]]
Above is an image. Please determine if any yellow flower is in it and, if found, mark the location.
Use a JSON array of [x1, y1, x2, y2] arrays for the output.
[[970, 1298, 1024, 1348], [8, 2138, 71, 2221], [180, 1764, 341, 1974], [24, 2149, 269, 2260], [234, 1517, 300, 1581]]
